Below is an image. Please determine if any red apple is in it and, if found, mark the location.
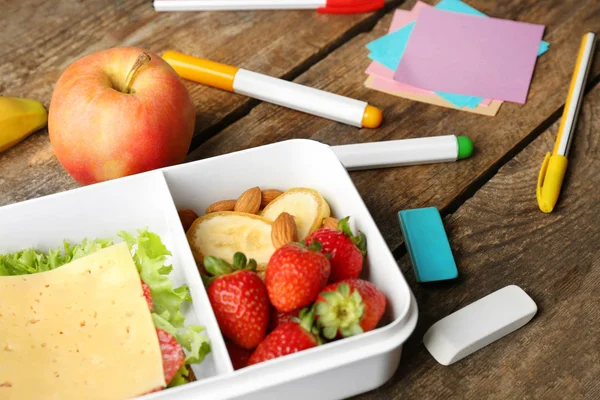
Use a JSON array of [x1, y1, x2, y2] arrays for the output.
[[48, 46, 196, 185]]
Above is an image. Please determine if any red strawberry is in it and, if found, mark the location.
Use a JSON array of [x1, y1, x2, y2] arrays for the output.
[[305, 216, 366, 283], [225, 339, 253, 370], [265, 242, 331, 313], [267, 306, 301, 333], [204, 252, 270, 350], [248, 308, 321, 365], [314, 279, 386, 340]]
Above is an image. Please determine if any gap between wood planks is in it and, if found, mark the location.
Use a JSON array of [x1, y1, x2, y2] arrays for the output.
[[186, 0, 407, 152], [390, 77, 600, 261]]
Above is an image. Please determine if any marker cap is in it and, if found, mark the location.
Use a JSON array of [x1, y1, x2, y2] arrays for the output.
[[317, 0, 384, 14], [456, 136, 473, 159], [361, 105, 383, 128], [536, 152, 568, 213]]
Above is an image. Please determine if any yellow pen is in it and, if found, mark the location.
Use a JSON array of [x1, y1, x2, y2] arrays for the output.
[[536, 32, 596, 213]]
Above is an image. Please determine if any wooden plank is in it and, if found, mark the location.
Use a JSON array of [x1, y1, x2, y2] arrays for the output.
[[0, 0, 397, 204], [186, 0, 600, 253], [354, 84, 600, 400]]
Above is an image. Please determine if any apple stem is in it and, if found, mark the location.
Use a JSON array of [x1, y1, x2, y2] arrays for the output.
[[123, 52, 151, 94]]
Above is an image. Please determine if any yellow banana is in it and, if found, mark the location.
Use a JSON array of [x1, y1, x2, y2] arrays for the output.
[[0, 96, 48, 153]]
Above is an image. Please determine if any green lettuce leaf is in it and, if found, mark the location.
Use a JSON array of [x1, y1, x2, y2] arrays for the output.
[[0, 238, 114, 276], [119, 229, 211, 368], [179, 325, 211, 364], [168, 365, 190, 388], [152, 312, 211, 364], [118, 229, 190, 328]]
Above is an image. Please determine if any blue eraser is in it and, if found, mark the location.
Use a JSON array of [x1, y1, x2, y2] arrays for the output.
[[398, 207, 458, 283]]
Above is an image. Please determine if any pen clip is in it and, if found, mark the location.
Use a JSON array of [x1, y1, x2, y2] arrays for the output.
[[536, 152, 568, 213], [536, 152, 551, 200]]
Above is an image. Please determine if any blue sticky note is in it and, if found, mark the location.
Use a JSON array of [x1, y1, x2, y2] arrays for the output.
[[366, 0, 550, 108], [367, 22, 416, 70], [398, 207, 458, 283], [435, 0, 487, 17], [438, 92, 484, 109]]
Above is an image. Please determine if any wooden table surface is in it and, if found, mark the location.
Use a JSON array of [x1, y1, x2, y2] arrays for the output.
[[1, 0, 599, 398]]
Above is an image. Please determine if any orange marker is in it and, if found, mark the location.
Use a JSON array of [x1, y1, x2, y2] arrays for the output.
[[162, 50, 383, 129]]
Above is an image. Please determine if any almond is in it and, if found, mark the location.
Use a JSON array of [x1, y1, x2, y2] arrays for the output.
[[322, 217, 339, 230], [235, 187, 261, 214], [260, 189, 283, 209], [271, 212, 298, 249], [205, 199, 236, 214], [178, 209, 199, 232]]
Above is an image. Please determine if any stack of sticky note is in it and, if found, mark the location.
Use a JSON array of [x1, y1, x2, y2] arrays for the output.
[[364, 0, 549, 116]]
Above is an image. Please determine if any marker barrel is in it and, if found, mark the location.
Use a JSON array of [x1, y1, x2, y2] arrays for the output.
[[154, 0, 325, 11], [554, 32, 596, 157], [233, 69, 369, 128], [153, 0, 384, 13], [332, 135, 467, 170]]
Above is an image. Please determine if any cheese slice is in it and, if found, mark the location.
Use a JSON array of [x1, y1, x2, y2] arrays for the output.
[[0, 242, 166, 400]]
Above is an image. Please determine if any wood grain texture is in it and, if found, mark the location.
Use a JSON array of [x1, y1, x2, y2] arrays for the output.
[[187, 0, 600, 253], [0, 0, 396, 204], [354, 85, 600, 400]]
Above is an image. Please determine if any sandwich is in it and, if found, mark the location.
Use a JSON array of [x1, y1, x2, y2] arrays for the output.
[[0, 229, 210, 399]]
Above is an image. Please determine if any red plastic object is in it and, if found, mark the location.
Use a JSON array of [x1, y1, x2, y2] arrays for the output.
[[317, 0, 384, 14]]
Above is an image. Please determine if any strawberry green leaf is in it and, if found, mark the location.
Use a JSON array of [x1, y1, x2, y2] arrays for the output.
[[315, 283, 365, 339], [204, 256, 235, 276], [338, 216, 354, 237], [323, 326, 338, 340], [245, 259, 257, 271], [233, 252, 247, 269], [338, 216, 367, 256]]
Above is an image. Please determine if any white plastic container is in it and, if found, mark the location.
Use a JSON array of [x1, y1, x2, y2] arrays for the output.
[[0, 139, 418, 400]]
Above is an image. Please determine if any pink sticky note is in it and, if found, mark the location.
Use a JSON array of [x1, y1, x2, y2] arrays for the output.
[[393, 7, 545, 104], [366, 3, 493, 107], [366, 62, 432, 95], [365, 4, 435, 96], [389, 1, 429, 31]]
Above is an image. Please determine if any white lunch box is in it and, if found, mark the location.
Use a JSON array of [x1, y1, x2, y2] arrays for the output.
[[0, 139, 418, 400]]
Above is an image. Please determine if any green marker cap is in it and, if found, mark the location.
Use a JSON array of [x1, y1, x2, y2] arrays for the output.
[[456, 136, 473, 160]]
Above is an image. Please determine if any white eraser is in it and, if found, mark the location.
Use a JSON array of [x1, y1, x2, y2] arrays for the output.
[[423, 285, 537, 365]]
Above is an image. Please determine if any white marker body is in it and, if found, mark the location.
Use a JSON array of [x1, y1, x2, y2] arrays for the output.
[[232, 69, 368, 128], [331, 135, 459, 170], [423, 285, 537, 366], [154, 0, 325, 11]]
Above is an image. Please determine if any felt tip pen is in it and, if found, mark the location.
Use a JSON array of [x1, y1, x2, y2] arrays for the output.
[[161, 50, 383, 129], [331, 135, 473, 170], [536, 32, 596, 213], [153, 0, 384, 14]]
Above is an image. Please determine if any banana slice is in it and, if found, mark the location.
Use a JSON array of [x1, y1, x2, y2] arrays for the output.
[[261, 187, 331, 240], [186, 211, 276, 266]]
